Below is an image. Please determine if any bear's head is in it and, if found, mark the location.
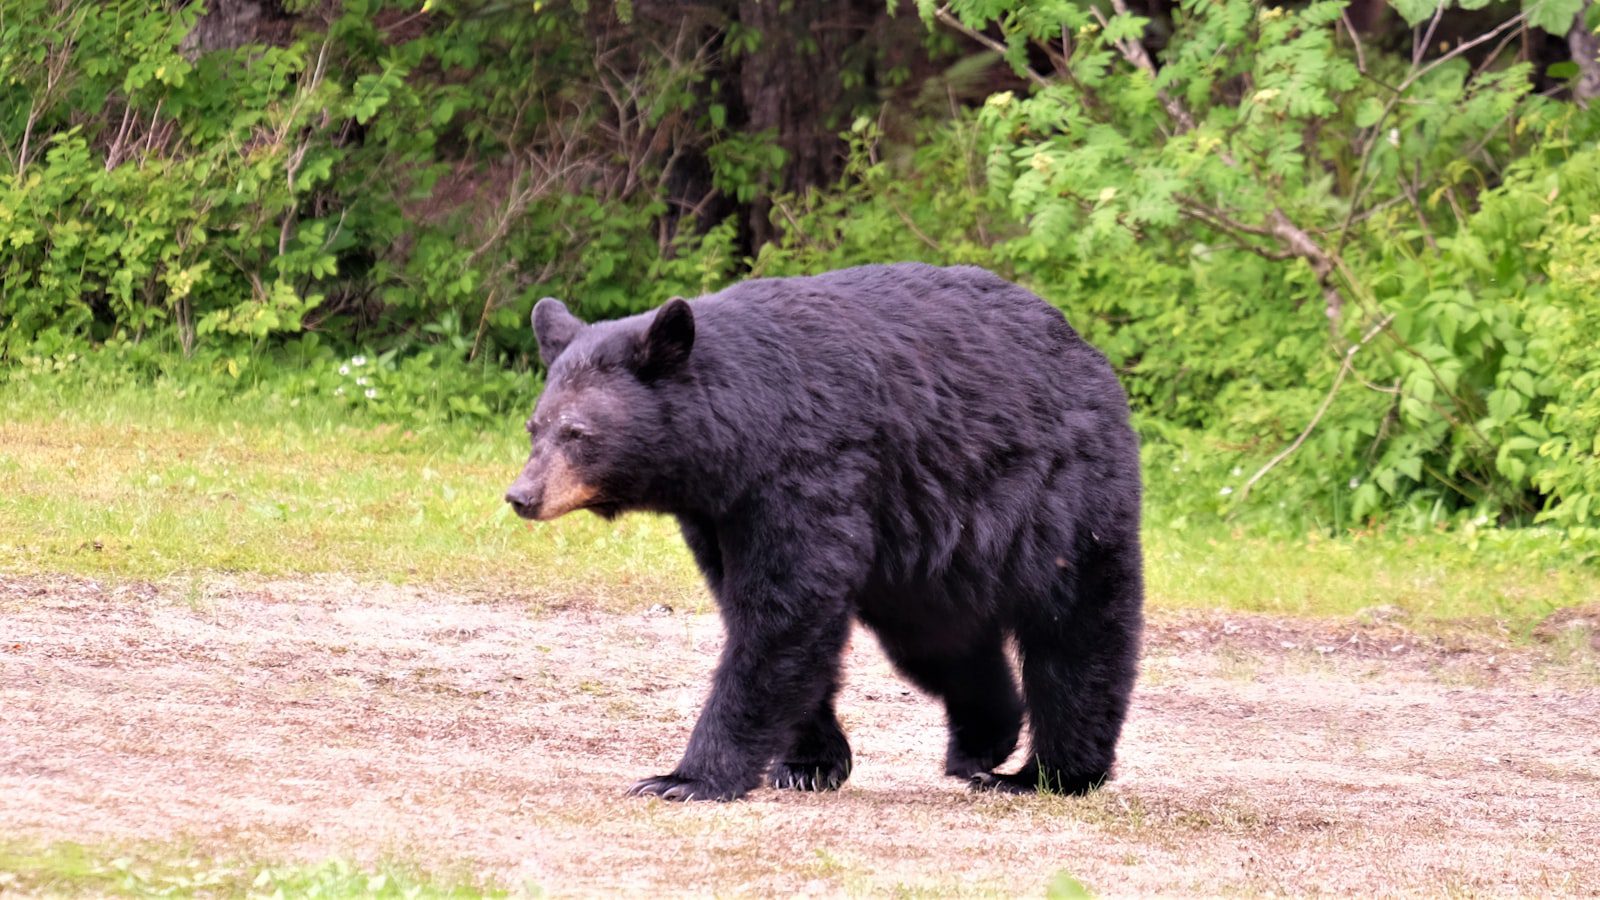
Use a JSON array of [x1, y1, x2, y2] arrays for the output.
[[504, 295, 695, 521]]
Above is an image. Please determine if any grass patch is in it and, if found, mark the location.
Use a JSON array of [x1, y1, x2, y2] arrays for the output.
[[3, 371, 1596, 630], [0, 839, 515, 897], [0, 373, 703, 613], [1151, 528, 1599, 630]]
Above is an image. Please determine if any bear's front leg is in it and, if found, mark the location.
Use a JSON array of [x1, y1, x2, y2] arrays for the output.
[[628, 509, 865, 802], [627, 595, 853, 801]]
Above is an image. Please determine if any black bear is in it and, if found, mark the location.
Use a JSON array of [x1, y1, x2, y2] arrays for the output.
[[505, 263, 1142, 801]]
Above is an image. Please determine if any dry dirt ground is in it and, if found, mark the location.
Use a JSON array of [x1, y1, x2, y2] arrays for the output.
[[2, 574, 1598, 897]]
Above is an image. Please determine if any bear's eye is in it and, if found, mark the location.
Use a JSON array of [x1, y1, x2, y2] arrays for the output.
[[558, 423, 588, 442]]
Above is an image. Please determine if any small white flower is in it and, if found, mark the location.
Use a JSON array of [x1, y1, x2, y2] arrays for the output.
[[352, 355, 367, 367], [1231, 466, 1243, 476], [338, 365, 350, 376], [1220, 486, 1234, 496], [335, 386, 346, 396], [1473, 514, 1490, 526], [1387, 128, 1400, 147], [1172, 465, 1181, 472], [364, 388, 378, 399], [356, 376, 370, 386], [1349, 477, 1360, 489]]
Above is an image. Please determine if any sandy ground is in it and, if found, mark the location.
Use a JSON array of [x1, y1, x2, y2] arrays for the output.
[[1, 573, 1598, 897]]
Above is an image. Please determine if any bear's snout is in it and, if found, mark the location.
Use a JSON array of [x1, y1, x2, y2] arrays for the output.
[[506, 451, 599, 521], [504, 483, 541, 520]]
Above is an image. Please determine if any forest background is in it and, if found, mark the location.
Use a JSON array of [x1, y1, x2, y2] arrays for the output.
[[5, 0, 1600, 561]]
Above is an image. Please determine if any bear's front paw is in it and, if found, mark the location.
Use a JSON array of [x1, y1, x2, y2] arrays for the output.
[[945, 739, 1018, 779], [626, 773, 745, 802], [770, 756, 851, 792], [967, 771, 1033, 794], [968, 767, 1108, 796]]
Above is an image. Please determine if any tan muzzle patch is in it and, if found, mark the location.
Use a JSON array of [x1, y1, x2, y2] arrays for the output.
[[535, 453, 600, 520]]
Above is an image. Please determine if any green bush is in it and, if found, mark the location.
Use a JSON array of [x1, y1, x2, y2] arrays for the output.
[[752, 0, 1600, 555], [5, 0, 1600, 556], [0, 0, 760, 367]]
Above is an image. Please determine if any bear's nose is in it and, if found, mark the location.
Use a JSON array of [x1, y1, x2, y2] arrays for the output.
[[505, 484, 541, 519]]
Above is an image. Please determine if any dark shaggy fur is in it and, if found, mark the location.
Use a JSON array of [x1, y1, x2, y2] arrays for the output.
[[505, 263, 1143, 801]]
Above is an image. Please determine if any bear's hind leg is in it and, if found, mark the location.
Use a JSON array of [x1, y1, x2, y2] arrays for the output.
[[973, 551, 1142, 795], [881, 628, 1024, 779], [771, 681, 853, 791]]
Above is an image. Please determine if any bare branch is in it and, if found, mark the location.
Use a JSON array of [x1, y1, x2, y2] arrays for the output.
[[1234, 313, 1395, 507], [1340, 9, 1368, 74], [933, 5, 1049, 88], [888, 198, 942, 252], [1337, 11, 1529, 254], [1178, 197, 1275, 237], [1405, 11, 1529, 89], [1094, 0, 1197, 132], [1267, 209, 1343, 323], [1413, 2, 1446, 68]]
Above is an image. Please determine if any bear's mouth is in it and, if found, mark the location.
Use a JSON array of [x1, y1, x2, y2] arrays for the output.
[[542, 478, 602, 519], [509, 452, 603, 521], [588, 502, 623, 520]]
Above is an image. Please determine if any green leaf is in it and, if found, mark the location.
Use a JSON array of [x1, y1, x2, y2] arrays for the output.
[[1398, 457, 1423, 481], [1103, 13, 1151, 43], [1524, 0, 1584, 33], [1487, 389, 1523, 422], [1546, 61, 1580, 80], [1354, 97, 1385, 128], [1391, 0, 1443, 26], [1377, 468, 1398, 495], [1351, 482, 1382, 520]]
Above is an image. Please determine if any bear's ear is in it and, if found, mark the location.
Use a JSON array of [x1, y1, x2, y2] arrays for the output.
[[532, 297, 582, 366], [635, 297, 695, 381]]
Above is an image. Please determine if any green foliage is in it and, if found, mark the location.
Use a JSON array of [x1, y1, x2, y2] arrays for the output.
[[6, 0, 1600, 556], [752, 113, 1008, 276], [0, 839, 513, 898], [0, 359, 708, 605], [912, 0, 1600, 553], [7, 367, 1596, 626], [3, 325, 529, 431], [748, 0, 1600, 555], [1, 0, 766, 368], [1046, 870, 1095, 899]]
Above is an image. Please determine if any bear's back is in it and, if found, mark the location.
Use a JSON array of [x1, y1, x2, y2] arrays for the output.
[[686, 263, 1122, 429], [672, 264, 1136, 594], [696, 263, 1080, 358]]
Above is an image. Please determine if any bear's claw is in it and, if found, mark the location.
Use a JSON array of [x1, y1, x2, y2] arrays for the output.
[[626, 774, 742, 802], [770, 759, 850, 791]]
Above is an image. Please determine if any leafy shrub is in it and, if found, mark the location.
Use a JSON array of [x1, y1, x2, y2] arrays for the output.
[[0, 0, 764, 367], [751, 0, 1600, 554], [6, 0, 1600, 557]]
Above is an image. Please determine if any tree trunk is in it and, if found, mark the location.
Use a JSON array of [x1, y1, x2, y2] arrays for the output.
[[734, 0, 879, 246], [1571, 0, 1600, 106], [180, 0, 289, 57]]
